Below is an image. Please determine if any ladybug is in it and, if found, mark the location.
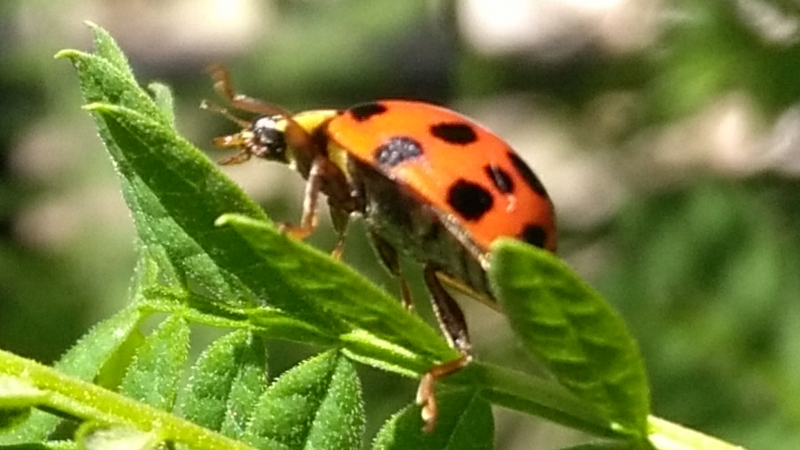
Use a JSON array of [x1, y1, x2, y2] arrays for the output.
[[205, 65, 556, 432]]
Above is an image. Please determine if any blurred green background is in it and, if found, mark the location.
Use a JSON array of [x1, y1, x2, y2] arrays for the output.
[[1, 0, 799, 448]]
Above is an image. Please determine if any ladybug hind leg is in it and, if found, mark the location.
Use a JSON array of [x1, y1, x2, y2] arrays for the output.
[[367, 231, 415, 311], [328, 204, 350, 259], [416, 264, 473, 433]]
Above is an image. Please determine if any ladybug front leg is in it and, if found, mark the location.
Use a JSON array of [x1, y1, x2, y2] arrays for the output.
[[208, 64, 293, 118], [284, 155, 356, 258], [207, 64, 314, 154], [280, 156, 329, 240], [416, 265, 473, 433]]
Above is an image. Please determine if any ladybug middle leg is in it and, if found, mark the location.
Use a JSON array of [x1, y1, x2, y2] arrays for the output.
[[416, 264, 473, 433]]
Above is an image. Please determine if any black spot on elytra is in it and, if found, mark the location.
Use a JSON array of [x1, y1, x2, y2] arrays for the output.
[[447, 180, 493, 221], [508, 151, 548, 197], [348, 102, 388, 122], [430, 122, 478, 145], [519, 224, 547, 249], [484, 164, 514, 194], [374, 136, 423, 168]]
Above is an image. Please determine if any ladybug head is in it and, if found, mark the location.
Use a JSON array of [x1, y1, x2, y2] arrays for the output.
[[209, 113, 295, 166], [203, 64, 312, 167], [248, 115, 289, 163]]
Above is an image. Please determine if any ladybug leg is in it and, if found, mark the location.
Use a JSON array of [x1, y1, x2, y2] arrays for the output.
[[208, 64, 292, 118], [368, 232, 414, 311], [279, 156, 329, 240], [417, 265, 473, 433], [423, 266, 472, 353], [283, 155, 356, 254], [328, 205, 350, 259], [207, 64, 314, 155]]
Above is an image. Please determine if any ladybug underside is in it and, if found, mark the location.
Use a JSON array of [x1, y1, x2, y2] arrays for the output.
[[293, 134, 498, 355], [347, 157, 498, 310]]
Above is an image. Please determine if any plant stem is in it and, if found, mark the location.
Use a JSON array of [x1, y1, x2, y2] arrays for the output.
[[0, 350, 261, 450], [648, 416, 748, 450]]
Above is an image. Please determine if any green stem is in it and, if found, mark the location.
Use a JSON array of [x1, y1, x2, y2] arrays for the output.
[[0, 349, 750, 450], [648, 416, 748, 450], [0, 350, 261, 450], [457, 362, 621, 439]]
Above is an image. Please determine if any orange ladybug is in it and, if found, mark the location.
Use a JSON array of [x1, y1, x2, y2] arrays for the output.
[[206, 65, 556, 432]]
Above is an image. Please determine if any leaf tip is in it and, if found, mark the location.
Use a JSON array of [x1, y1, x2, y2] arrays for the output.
[[82, 102, 107, 113], [214, 214, 234, 227], [54, 49, 80, 61], [489, 236, 512, 254], [214, 213, 271, 231]]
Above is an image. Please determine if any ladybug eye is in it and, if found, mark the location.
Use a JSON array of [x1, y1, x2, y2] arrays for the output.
[[251, 116, 288, 161]]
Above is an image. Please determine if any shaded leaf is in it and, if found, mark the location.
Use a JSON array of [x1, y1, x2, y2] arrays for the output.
[[119, 316, 189, 410], [86, 21, 136, 82], [489, 239, 650, 439], [57, 42, 263, 311], [218, 213, 453, 370], [0, 376, 40, 430], [0, 410, 32, 431], [372, 389, 493, 450], [244, 351, 364, 450], [179, 330, 267, 439], [77, 424, 159, 450], [0, 308, 143, 443], [148, 83, 175, 125]]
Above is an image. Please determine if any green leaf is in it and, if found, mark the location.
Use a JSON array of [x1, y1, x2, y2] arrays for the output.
[[217, 213, 454, 371], [489, 239, 650, 439], [0, 376, 40, 430], [0, 409, 31, 431], [148, 83, 175, 125], [179, 330, 267, 439], [57, 308, 145, 385], [77, 424, 160, 450], [94, 327, 145, 393], [0, 376, 46, 408], [0, 443, 77, 450], [54, 52, 165, 130], [58, 37, 265, 311], [558, 444, 641, 450], [0, 307, 143, 443], [85, 21, 136, 82], [372, 389, 493, 450], [118, 316, 189, 410], [244, 350, 364, 450], [85, 97, 339, 319]]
